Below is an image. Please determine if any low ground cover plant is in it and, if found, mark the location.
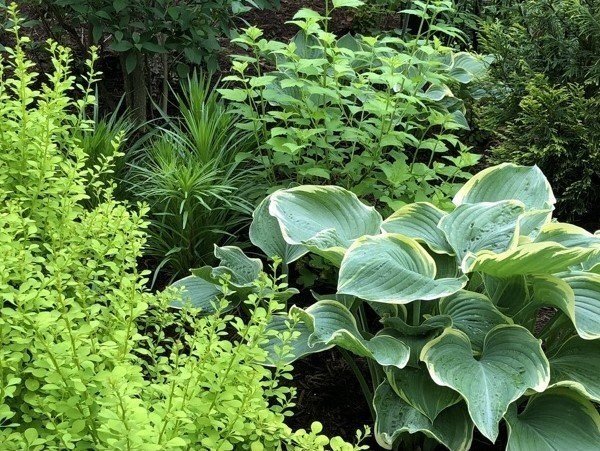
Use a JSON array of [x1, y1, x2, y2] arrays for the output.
[[0, 12, 365, 449], [177, 163, 600, 449], [221, 0, 487, 212]]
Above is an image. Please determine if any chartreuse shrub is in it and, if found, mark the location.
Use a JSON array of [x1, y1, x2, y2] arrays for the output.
[[0, 11, 367, 450], [175, 163, 600, 449], [221, 0, 487, 212]]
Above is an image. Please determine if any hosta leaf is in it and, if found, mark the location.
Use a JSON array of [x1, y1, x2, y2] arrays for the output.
[[249, 196, 307, 264], [382, 315, 452, 365], [311, 291, 356, 310], [292, 300, 410, 368], [505, 388, 600, 451], [534, 222, 600, 249], [269, 185, 382, 265], [338, 234, 467, 305], [212, 245, 262, 286], [453, 163, 555, 211], [439, 200, 524, 268], [382, 202, 453, 255], [517, 208, 552, 239], [532, 271, 600, 339], [438, 291, 511, 352], [548, 336, 600, 402], [464, 242, 596, 277], [386, 366, 462, 421], [169, 275, 223, 312], [262, 314, 332, 365], [421, 325, 549, 442], [374, 382, 473, 451]]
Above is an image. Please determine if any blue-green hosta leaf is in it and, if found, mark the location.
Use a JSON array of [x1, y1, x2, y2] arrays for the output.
[[421, 325, 550, 442], [311, 291, 356, 309], [439, 200, 524, 269], [505, 388, 600, 451], [374, 382, 473, 451], [464, 242, 596, 277], [382, 316, 452, 365], [453, 163, 556, 211], [382, 202, 453, 255], [517, 209, 552, 239], [534, 222, 600, 249], [262, 314, 333, 365], [249, 196, 307, 264], [169, 275, 223, 312], [338, 234, 467, 305], [269, 185, 382, 265], [212, 245, 262, 286], [532, 271, 600, 340], [292, 300, 410, 368], [438, 291, 512, 352], [548, 336, 600, 402], [386, 366, 462, 421]]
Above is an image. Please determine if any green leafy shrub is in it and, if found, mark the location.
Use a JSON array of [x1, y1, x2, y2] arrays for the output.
[[178, 163, 600, 449], [127, 74, 268, 283], [221, 0, 487, 212], [476, 0, 600, 219], [0, 13, 365, 450]]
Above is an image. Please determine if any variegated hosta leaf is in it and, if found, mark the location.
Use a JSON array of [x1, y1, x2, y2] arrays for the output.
[[169, 275, 223, 312], [453, 163, 556, 211], [439, 200, 524, 269], [374, 381, 473, 451], [262, 314, 333, 365], [548, 336, 600, 402], [534, 222, 600, 249], [582, 252, 600, 273], [249, 196, 307, 264], [291, 300, 410, 368], [464, 242, 596, 277], [518, 209, 552, 239], [269, 185, 382, 265], [382, 202, 453, 255], [421, 325, 550, 442], [504, 388, 600, 451], [382, 315, 452, 365], [338, 234, 467, 305], [386, 366, 462, 422], [438, 291, 512, 352], [483, 275, 530, 317], [532, 271, 600, 340], [192, 245, 262, 288]]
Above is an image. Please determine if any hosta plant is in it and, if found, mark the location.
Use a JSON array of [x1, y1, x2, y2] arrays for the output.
[[173, 163, 600, 449]]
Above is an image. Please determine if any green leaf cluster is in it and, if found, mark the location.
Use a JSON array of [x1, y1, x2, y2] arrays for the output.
[[0, 15, 364, 450], [221, 0, 488, 212], [250, 162, 600, 450]]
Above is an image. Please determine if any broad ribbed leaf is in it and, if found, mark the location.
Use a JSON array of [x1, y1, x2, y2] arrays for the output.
[[439, 200, 524, 268], [421, 325, 550, 442], [382, 202, 453, 255], [249, 196, 307, 263], [548, 336, 600, 402], [338, 234, 467, 304], [212, 245, 262, 286], [262, 314, 332, 365], [532, 271, 600, 339], [534, 222, 600, 249], [439, 291, 511, 352], [518, 209, 552, 239], [292, 300, 410, 368], [464, 242, 596, 277], [169, 275, 223, 312], [374, 382, 473, 451], [386, 366, 462, 421], [453, 163, 555, 210], [269, 185, 382, 265], [505, 389, 600, 451]]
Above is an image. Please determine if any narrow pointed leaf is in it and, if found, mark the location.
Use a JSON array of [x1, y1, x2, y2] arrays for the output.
[[382, 202, 453, 255], [292, 300, 410, 368], [374, 382, 473, 451], [421, 325, 550, 442], [439, 200, 524, 268], [453, 163, 555, 210], [250, 196, 307, 263], [505, 389, 600, 451], [338, 234, 467, 305]]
